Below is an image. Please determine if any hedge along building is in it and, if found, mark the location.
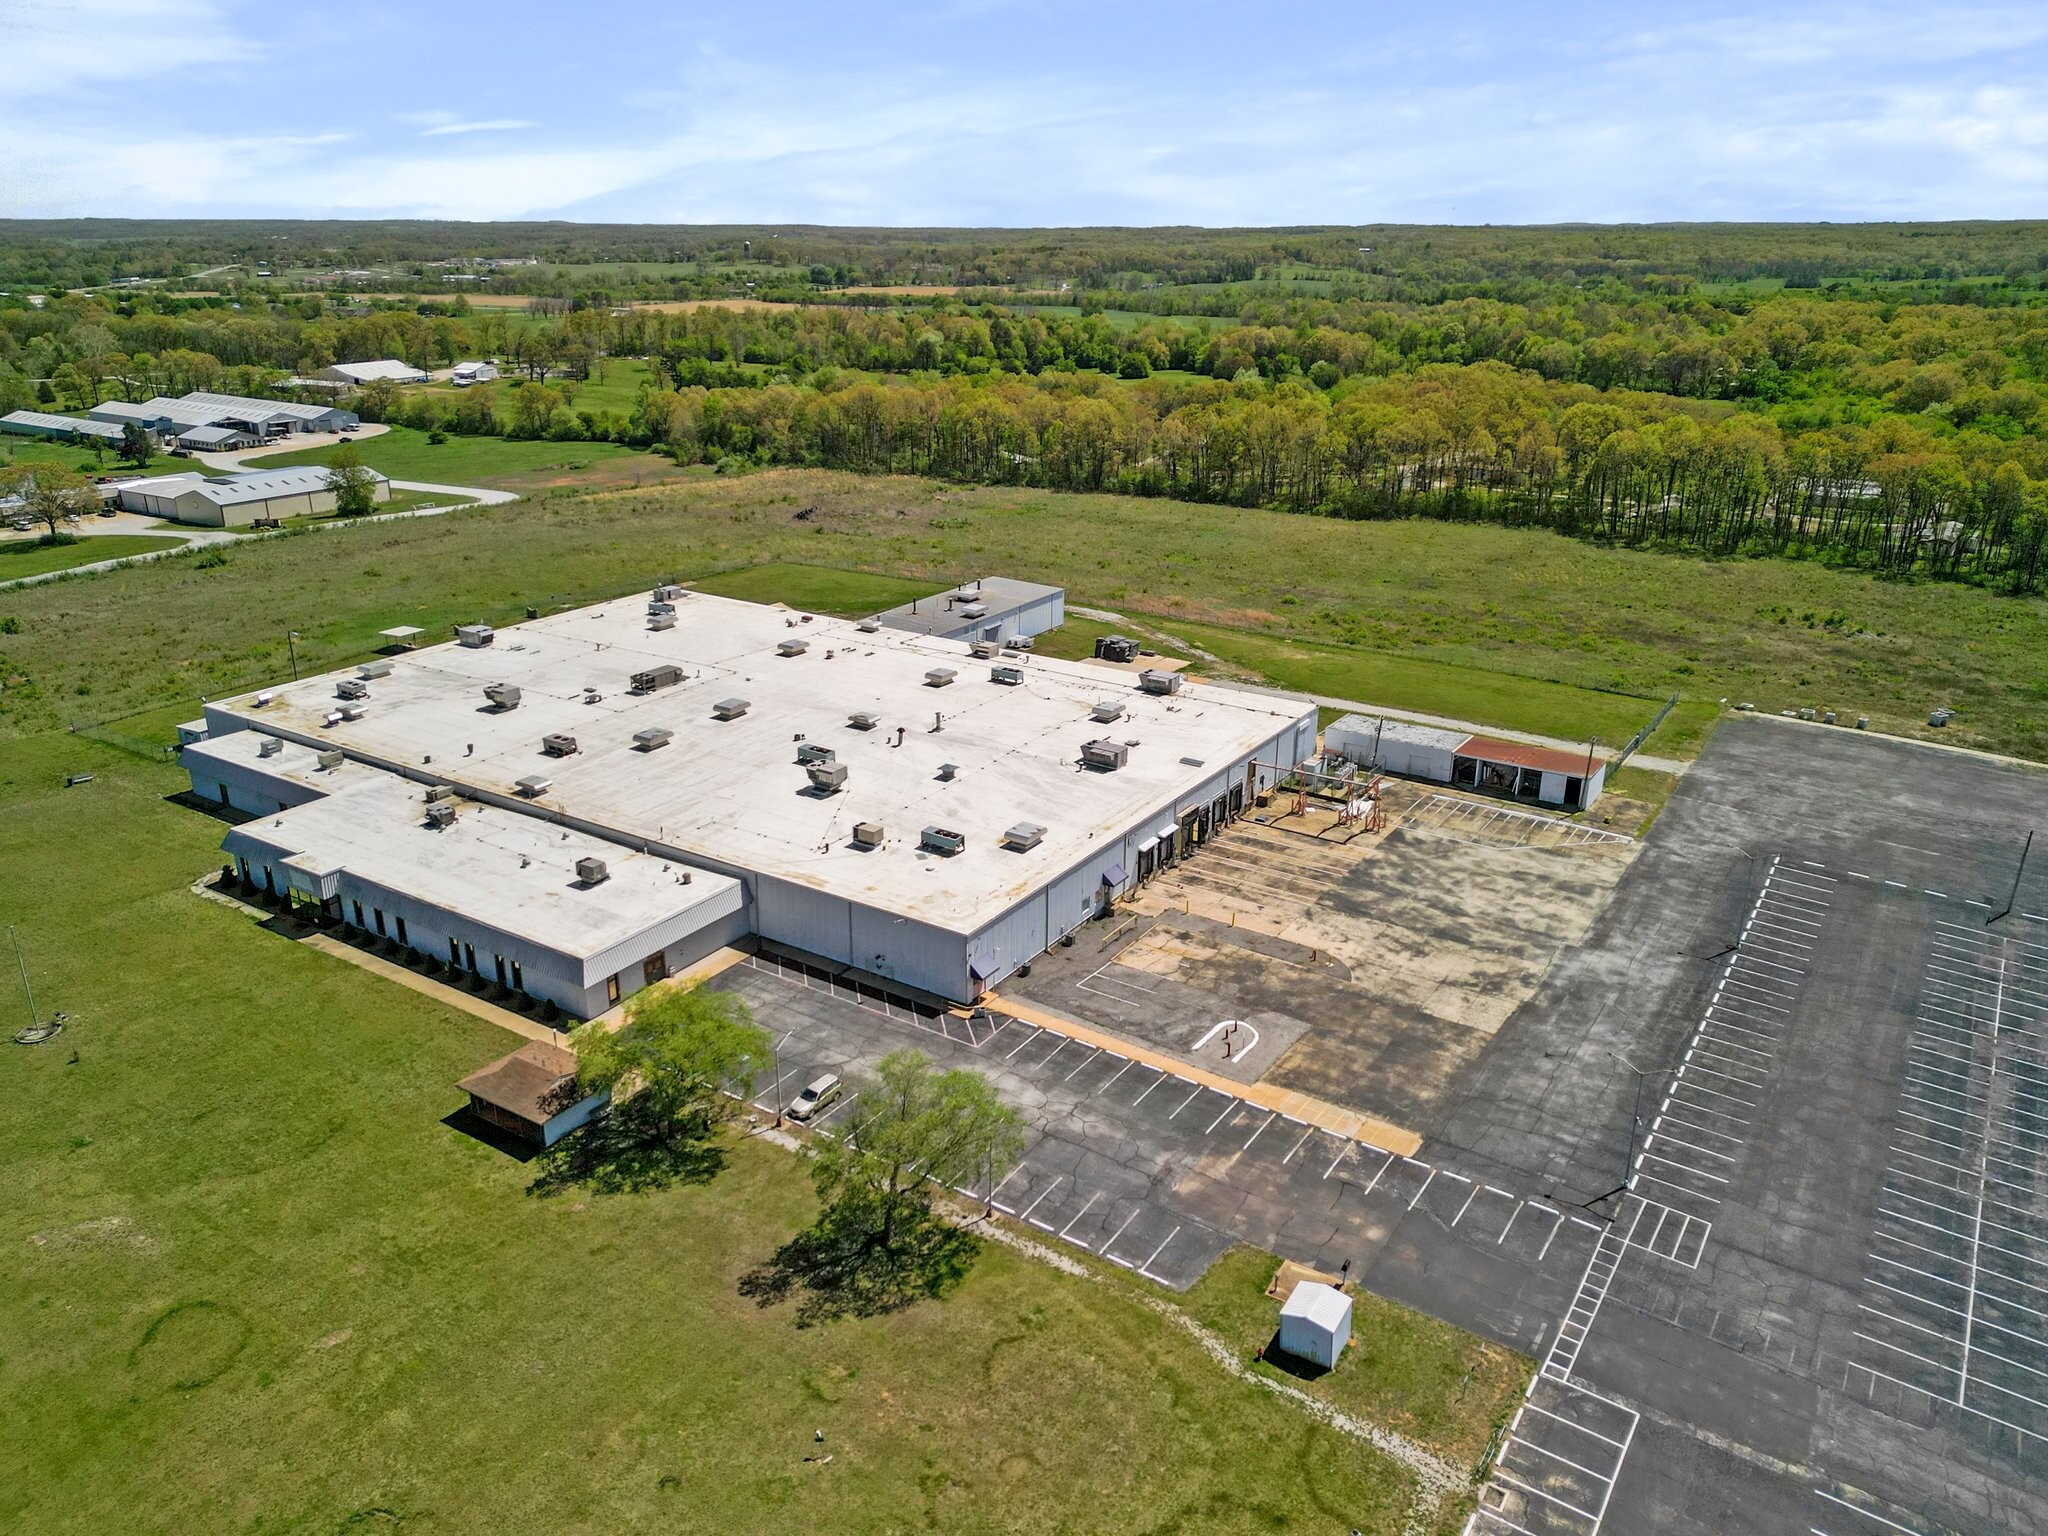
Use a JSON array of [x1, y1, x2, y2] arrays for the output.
[[186, 586, 1316, 1011]]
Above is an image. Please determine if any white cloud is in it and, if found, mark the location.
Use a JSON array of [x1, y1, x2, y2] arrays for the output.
[[1, 0, 255, 97], [420, 119, 538, 137]]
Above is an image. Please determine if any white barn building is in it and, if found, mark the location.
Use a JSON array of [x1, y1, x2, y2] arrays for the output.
[[115, 466, 391, 527]]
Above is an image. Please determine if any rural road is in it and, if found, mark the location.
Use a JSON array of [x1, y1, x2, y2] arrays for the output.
[[1068, 604, 1694, 776]]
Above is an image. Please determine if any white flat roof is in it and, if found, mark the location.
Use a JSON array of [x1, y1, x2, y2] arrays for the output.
[[209, 591, 1312, 933], [224, 771, 740, 961], [182, 729, 377, 794]]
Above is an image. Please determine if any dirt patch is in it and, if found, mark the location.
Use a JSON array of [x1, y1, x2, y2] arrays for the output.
[[29, 1215, 159, 1255]]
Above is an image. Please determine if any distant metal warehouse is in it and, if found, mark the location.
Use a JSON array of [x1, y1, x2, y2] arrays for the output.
[[0, 409, 131, 444], [115, 466, 391, 527], [873, 577, 1065, 645]]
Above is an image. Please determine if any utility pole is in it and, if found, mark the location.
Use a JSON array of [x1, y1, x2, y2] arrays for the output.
[[287, 630, 301, 680], [1988, 829, 2034, 927]]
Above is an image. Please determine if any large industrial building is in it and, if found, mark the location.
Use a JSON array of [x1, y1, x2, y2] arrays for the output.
[[1, 409, 130, 445], [89, 391, 358, 445], [183, 583, 1316, 1016], [113, 466, 391, 527]]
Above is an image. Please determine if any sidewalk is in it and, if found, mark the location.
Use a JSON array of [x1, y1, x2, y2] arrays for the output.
[[980, 988, 1422, 1157]]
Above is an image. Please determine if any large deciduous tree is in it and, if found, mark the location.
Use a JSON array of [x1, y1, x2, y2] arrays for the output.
[[572, 983, 767, 1151]]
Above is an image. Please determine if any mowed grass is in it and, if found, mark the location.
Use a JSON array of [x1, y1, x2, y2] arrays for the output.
[[0, 438, 190, 478], [688, 561, 939, 616], [0, 734, 1431, 1536], [1182, 1248, 1527, 1473], [0, 534, 185, 580], [1, 466, 2044, 758], [245, 424, 648, 486]]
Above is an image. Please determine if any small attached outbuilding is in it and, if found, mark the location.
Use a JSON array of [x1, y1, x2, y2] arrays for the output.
[[1278, 1281, 1352, 1370], [456, 1040, 609, 1147]]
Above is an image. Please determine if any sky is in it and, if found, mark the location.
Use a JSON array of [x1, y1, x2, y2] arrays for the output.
[[6, 0, 2048, 224]]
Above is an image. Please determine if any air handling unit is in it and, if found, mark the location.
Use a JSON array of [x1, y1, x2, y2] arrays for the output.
[[575, 856, 609, 885], [542, 733, 579, 757], [806, 761, 848, 792], [632, 664, 683, 693], [1081, 739, 1129, 770], [456, 624, 494, 648], [920, 826, 966, 855], [1139, 669, 1182, 695], [484, 683, 521, 711]]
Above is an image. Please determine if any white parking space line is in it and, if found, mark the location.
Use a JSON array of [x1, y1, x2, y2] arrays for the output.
[[1281, 1125, 1318, 1164], [1018, 1177, 1065, 1223], [1061, 1045, 1103, 1080], [1057, 1193, 1102, 1241], [1168, 1083, 1206, 1118], [1241, 1112, 1278, 1152], [1138, 1226, 1182, 1280], [1130, 1067, 1169, 1105]]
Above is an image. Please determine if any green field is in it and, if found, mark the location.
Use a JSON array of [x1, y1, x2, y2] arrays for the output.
[[3, 467, 2046, 757], [0, 534, 185, 581], [688, 561, 940, 616], [0, 438, 191, 479], [245, 425, 648, 486], [0, 731, 1483, 1535]]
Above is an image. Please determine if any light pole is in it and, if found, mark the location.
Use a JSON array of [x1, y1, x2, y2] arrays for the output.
[[287, 630, 301, 680], [1611, 1051, 1649, 1176], [10, 926, 38, 1032]]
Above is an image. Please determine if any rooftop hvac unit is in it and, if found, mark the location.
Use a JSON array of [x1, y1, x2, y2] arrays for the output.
[[254, 691, 274, 707], [575, 856, 609, 885], [925, 668, 956, 688], [969, 639, 1000, 659], [485, 682, 521, 710], [652, 583, 683, 601], [257, 735, 284, 758], [959, 603, 988, 620], [712, 697, 750, 720], [1010, 635, 1035, 651], [456, 624, 494, 648], [991, 664, 1024, 685], [1090, 699, 1125, 722], [1081, 738, 1129, 771], [631, 664, 683, 693], [1139, 669, 1182, 695], [951, 586, 980, 602], [852, 820, 885, 849], [337, 702, 366, 721], [634, 726, 673, 751], [920, 825, 967, 855], [542, 733, 579, 757], [425, 803, 457, 829], [796, 743, 836, 766], [316, 748, 345, 770], [358, 659, 393, 679], [648, 599, 676, 617], [1002, 822, 1046, 852], [857, 617, 882, 633], [777, 638, 809, 657], [848, 710, 880, 730], [648, 613, 676, 631], [516, 774, 551, 797], [806, 761, 848, 792], [425, 784, 454, 804], [1093, 634, 1140, 663], [335, 678, 369, 700]]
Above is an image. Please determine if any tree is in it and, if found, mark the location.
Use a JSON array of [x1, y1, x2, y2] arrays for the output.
[[323, 443, 379, 517], [572, 983, 767, 1151], [118, 423, 153, 468], [810, 1049, 1024, 1253], [0, 463, 96, 538]]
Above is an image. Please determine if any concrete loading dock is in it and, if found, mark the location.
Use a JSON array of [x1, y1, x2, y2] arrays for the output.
[[190, 586, 1316, 1006], [1324, 714, 1607, 810]]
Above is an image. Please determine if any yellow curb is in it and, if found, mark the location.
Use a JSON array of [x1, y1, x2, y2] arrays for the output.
[[979, 989, 1422, 1158]]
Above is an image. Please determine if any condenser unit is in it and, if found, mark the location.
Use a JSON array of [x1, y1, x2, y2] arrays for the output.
[[1139, 669, 1182, 695], [425, 803, 457, 829], [631, 664, 683, 693], [542, 733, 579, 757], [920, 826, 966, 855], [316, 749, 344, 770], [485, 682, 521, 710], [1081, 739, 1129, 771], [257, 736, 283, 758], [575, 856, 609, 884], [335, 678, 369, 700], [991, 665, 1024, 685], [648, 612, 676, 632], [456, 624, 494, 648], [796, 743, 836, 766], [852, 821, 884, 848], [806, 762, 848, 792]]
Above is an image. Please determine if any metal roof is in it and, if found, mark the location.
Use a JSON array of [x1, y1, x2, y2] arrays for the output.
[[326, 360, 427, 382], [0, 409, 126, 441], [185, 467, 386, 507], [874, 576, 1063, 638]]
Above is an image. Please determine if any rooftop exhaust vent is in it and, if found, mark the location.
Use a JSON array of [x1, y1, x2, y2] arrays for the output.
[[257, 735, 284, 758], [336, 679, 369, 701], [958, 602, 988, 619], [648, 613, 676, 632], [807, 761, 848, 792], [712, 697, 750, 720], [1081, 739, 1129, 771], [969, 639, 1000, 659], [516, 774, 551, 798], [848, 710, 880, 730], [456, 623, 494, 648], [358, 659, 393, 680], [991, 664, 1025, 685], [575, 856, 609, 885], [777, 638, 809, 657], [937, 762, 960, 781], [857, 617, 882, 633], [631, 664, 683, 693], [633, 726, 673, 751], [542, 733, 579, 757], [485, 682, 521, 711], [1090, 699, 1126, 722], [1139, 669, 1182, 695], [336, 701, 366, 722], [852, 820, 885, 849], [1002, 822, 1046, 852], [920, 826, 967, 856], [925, 668, 956, 688], [253, 691, 274, 707]]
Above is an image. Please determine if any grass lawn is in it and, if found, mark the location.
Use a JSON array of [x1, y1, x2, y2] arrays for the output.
[[0, 439, 190, 479], [0, 732, 1447, 1535], [2, 467, 2044, 760], [0, 534, 185, 581], [687, 561, 939, 616], [1182, 1248, 1527, 1475], [244, 425, 648, 487], [1173, 620, 1720, 756]]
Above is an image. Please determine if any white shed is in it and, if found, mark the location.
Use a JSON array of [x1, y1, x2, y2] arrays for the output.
[[1278, 1281, 1352, 1369]]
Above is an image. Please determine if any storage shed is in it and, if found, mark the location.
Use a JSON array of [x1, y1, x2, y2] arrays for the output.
[[1323, 714, 1607, 811], [456, 1040, 609, 1147], [1278, 1281, 1352, 1370]]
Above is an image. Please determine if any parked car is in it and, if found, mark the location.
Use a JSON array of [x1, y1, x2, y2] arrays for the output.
[[787, 1073, 842, 1122]]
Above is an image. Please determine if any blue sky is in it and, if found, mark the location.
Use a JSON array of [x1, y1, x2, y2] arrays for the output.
[[7, 1, 2047, 222]]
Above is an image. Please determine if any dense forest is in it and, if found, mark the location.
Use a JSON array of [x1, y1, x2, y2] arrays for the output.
[[6, 221, 2048, 590]]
